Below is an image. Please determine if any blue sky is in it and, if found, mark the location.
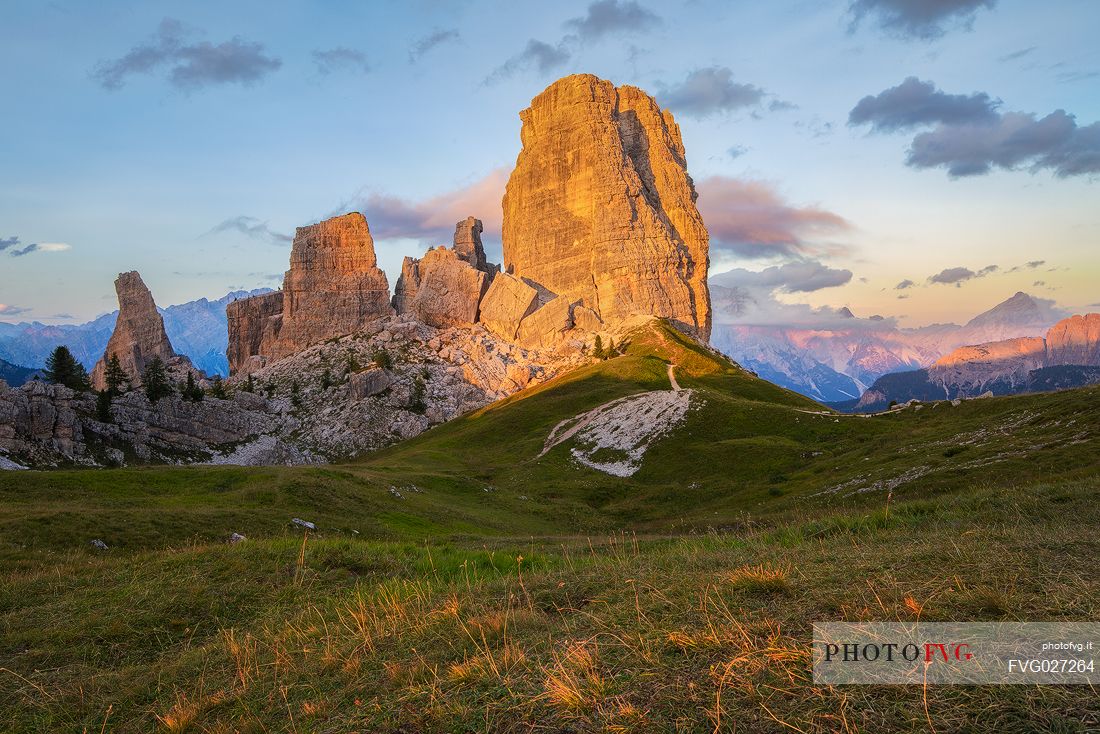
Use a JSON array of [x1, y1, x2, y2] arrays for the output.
[[1, 0, 1097, 328]]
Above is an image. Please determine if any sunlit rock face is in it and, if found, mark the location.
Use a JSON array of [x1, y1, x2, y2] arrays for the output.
[[274, 213, 393, 356], [392, 217, 495, 329], [91, 271, 194, 388], [502, 73, 711, 341], [226, 213, 392, 374], [1045, 314, 1100, 366]]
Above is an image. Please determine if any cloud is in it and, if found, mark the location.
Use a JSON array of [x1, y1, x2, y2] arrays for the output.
[[0, 304, 32, 316], [907, 109, 1100, 178], [563, 0, 661, 41], [93, 18, 281, 91], [1007, 260, 1046, 273], [848, 0, 997, 40], [895, 279, 915, 289], [727, 145, 748, 160], [409, 29, 460, 62], [485, 39, 570, 83], [848, 77, 999, 132], [927, 264, 998, 287], [695, 176, 852, 259], [999, 46, 1036, 63], [312, 47, 370, 75], [208, 216, 292, 245], [349, 168, 510, 243], [6, 241, 70, 257], [852, 78, 1100, 178], [658, 67, 765, 118], [711, 261, 853, 294]]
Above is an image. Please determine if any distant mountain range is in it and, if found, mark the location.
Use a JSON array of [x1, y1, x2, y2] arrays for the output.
[[0, 289, 271, 377], [846, 313, 1100, 411], [0, 358, 42, 387], [711, 291, 1067, 402]]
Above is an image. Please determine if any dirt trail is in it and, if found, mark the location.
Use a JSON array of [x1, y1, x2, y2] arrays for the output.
[[667, 363, 680, 391]]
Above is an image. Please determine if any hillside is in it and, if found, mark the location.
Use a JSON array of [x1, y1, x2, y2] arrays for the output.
[[1, 319, 1098, 731], [0, 358, 39, 387]]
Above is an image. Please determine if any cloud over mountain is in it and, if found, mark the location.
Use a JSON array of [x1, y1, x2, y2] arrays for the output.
[[848, 0, 997, 40], [851, 79, 1100, 178], [696, 177, 852, 259], [658, 67, 766, 118], [312, 47, 370, 75], [207, 217, 292, 246], [93, 18, 281, 91], [563, 0, 661, 40], [849, 77, 999, 131], [408, 30, 460, 62]]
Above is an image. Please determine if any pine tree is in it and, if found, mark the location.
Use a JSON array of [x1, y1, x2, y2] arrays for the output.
[[182, 372, 204, 402], [209, 376, 228, 400], [606, 339, 616, 358], [103, 353, 129, 396], [95, 390, 113, 423], [290, 379, 302, 409], [44, 346, 91, 392], [244, 374, 255, 393], [593, 335, 604, 360], [142, 357, 174, 402]]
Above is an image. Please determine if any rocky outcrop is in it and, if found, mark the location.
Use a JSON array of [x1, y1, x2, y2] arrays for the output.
[[392, 218, 496, 328], [226, 213, 392, 374], [91, 272, 196, 389], [393, 251, 488, 328], [0, 378, 305, 468], [1045, 314, 1100, 366], [477, 272, 540, 341], [453, 216, 494, 274], [226, 291, 284, 376], [502, 74, 711, 341]]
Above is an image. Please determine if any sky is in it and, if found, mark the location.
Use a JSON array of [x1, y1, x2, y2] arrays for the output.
[[1, 0, 1097, 329]]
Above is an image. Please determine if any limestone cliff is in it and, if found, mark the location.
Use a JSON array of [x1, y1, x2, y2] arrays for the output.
[[502, 74, 711, 341], [1045, 314, 1100, 366], [227, 213, 392, 373], [392, 217, 494, 328], [91, 272, 194, 389]]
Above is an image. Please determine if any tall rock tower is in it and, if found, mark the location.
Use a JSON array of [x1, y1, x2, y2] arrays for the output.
[[502, 74, 711, 341], [226, 212, 392, 374], [91, 271, 193, 388]]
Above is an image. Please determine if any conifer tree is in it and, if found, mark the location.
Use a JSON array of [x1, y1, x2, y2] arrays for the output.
[[209, 375, 228, 400], [593, 335, 604, 360], [103, 353, 129, 396], [142, 357, 173, 402], [44, 346, 91, 392], [182, 372, 204, 402], [95, 390, 113, 422]]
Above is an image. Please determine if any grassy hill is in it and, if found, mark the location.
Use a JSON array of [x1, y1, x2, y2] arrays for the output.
[[1, 319, 1098, 731]]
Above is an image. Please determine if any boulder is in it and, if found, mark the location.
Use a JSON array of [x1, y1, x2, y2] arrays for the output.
[[517, 296, 574, 349], [349, 368, 394, 399], [501, 74, 711, 341], [572, 305, 603, 332], [478, 272, 539, 340]]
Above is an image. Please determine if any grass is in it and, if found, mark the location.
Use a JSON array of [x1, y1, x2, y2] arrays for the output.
[[0, 320, 1098, 731]]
